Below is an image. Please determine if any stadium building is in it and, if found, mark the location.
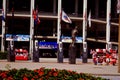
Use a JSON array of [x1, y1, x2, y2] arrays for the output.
[[0, 0, 119, 58]]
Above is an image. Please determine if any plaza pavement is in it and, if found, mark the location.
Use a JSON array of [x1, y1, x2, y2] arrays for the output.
[[0, 58, 120, 79]]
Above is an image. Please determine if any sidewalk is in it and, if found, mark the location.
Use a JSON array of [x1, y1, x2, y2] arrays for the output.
[[0, 58, 120, 76]]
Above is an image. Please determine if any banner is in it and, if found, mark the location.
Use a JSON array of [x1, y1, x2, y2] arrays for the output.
[[61, 36, 83, 43], [6, 34, 30, 41]]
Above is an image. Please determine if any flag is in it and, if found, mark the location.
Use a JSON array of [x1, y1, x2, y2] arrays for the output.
[[83, 10, 87, 27], [61, 10, 72, 24], [33, 8, 40, 25], [88, 11, 91, 27], [1, 9, 5, 22], [107, 13, 111, 27]]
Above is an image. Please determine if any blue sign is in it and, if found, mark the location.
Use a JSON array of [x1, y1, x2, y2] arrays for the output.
[[6, 34, 30, 41], [39, 42, 58, 49], [61, 36, 83, 43]]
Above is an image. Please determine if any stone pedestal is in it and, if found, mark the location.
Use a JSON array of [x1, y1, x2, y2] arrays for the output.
[[69, 44, 76, 64], [7, 41, 15, 62]]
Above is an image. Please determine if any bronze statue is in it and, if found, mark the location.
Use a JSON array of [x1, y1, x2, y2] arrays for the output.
[[69, 26, 78, 64], [71, 26, 78, 46]]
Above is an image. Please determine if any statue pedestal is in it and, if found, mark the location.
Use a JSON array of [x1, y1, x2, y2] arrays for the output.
[[69, 44, 76, 64]]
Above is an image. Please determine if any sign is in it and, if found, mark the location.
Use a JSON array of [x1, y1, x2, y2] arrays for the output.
[[61, 36, 83, 43], [39, 42, 58, 49], [6, 34, 30, 41]]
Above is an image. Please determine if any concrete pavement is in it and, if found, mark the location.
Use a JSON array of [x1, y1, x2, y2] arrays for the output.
[[0, 58, 120, 79]]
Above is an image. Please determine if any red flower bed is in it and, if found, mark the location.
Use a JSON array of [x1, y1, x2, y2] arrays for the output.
[[0, 67, 109, 80]]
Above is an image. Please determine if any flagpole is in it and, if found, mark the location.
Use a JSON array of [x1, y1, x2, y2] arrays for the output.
[[106, 0, 111, 50], [1, 0, 6, 52], [29, 0, 34, 60], [82, 0, 87, 63], [57, 0, 63, 63], [57, 0, 61, 44], [83, 0, 87, 43]]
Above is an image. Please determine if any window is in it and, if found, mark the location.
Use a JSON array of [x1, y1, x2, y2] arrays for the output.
[[8, 0, 30, 11]]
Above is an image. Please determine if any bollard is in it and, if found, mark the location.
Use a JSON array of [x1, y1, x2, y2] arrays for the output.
[[82, 42, 88, 63], [57, 42, 63, 63]]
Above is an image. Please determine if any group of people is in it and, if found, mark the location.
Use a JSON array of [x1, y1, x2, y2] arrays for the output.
[[90, 49, 117, 65]]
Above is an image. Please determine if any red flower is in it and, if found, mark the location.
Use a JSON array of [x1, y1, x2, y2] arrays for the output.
[[33, 70, 37, 72], [53, 72, 58, 77], [68, 70, 72, 73], [33, 75, 39, 79], [39, 67, 45, 71], [39, 78, 43, 80], [31, 78, 35, 80], [23, 77, 28, 80], [39, 71, 44, 76], [48, 72, 52, 76], [7, 76, 13, 80], [51, 68, 56, 72], [0, 72, 7, 78]]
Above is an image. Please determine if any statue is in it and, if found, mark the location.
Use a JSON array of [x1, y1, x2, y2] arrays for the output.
[[71, 26, 78, 46], [69, 26, 78, 64]]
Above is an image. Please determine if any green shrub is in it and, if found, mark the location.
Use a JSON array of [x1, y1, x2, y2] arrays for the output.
[[0, 51, 8, 59]]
